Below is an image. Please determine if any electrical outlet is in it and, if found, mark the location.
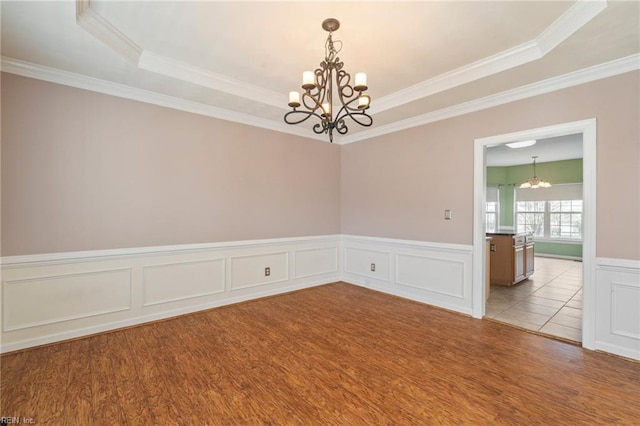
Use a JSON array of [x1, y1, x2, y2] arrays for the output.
[[370, 263, 376, 272], [265, 267, 270, 276]]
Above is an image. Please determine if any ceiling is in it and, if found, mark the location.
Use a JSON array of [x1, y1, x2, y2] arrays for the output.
[[1, 1, 638, 144], [486, 133, 583, 167]]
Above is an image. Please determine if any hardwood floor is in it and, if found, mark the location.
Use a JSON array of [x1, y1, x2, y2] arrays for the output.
[[2, 282, 639, 424]]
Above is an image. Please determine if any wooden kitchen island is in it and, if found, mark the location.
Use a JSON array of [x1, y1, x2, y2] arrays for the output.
[[487, 232, 534, 286]]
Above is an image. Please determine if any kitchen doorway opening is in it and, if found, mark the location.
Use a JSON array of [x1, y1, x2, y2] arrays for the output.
[[472, 119, 596, 350]]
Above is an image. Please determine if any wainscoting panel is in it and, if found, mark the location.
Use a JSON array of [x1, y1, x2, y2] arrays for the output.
[[294, 247, 338, 279], [0, 235, 340, 352], [342, 235, 473, 315], [2, 268, 132, 332], [344, 247, 391, 281], [230, 252, 289, 290], [595, 258, 640, 360], [143, 258, 225, 307], [395, 254, 465, 299]]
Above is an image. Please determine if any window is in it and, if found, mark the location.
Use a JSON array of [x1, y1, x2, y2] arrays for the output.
[[486, 202, 498, 233], [515, 201, 546, 237], [550, 200, 583, 239], [515, 199, 583, 240], [514, 183, 583, 241], [486, 186, 499, 233]]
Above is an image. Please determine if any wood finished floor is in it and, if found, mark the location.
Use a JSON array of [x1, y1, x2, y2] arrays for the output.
[[2, 282, 639, 425]]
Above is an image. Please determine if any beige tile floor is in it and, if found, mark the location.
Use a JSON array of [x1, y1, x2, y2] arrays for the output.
[[485, 257, 583, 342]]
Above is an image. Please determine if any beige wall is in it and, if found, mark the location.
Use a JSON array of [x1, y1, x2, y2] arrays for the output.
[[1, 74, 341, 255], [2, 71, 639, 260], [341, 71, 640, 260]]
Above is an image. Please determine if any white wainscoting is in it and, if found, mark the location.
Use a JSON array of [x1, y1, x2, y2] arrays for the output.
[[341, 235, 474, 315], [3, 235, 638, 361], [0, 235, 340, 353], [595, 258, 640, 360]]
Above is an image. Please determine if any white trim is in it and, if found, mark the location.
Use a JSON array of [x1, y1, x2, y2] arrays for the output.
[[473, 119, 597, 351], [0, 234, 341, 266], [75, 0, 142, 64], [596, 257, 640, 271], [535, 0, 608, 55], [138, 51, 284, 110], [342, 234, 472, 254], [340, 54, 638, 144]]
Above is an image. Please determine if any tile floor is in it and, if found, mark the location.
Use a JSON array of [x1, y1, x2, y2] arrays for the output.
[[485, 257, 583, 342]]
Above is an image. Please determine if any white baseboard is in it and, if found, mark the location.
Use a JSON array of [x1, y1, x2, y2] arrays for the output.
[[535, 253, 583, 261]]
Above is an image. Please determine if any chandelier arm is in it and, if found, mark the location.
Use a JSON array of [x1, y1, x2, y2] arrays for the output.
[[334, 119, 348, 135], [334, 99, 373, 128], [312, 121, 330, 135], [335, 70, 356, 107], [284, 109, 325, 126]]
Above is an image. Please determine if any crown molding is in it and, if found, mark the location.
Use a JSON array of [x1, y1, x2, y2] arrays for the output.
[[372, 0, 607, 115], [76, 0, 286, 111], [138, 51, 284, 110], [0, 57, 325, 143], [339, 53, 640, 145], [75, 0, 142, 64], [536, 0, 608, 55]]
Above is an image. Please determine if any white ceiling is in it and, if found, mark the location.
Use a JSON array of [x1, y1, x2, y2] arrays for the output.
[[1, 0, 639, 144], [486, 133, 583, 167]]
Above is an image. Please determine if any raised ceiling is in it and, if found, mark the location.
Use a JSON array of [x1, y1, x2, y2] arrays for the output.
[[1, 0, 639, 144]]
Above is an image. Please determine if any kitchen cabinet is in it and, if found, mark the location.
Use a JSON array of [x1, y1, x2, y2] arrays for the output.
[[487, 233, 534, 286]]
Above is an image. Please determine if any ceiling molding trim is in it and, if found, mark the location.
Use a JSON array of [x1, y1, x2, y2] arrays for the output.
[[75, 0, 142, 64], [371, 41, 541, 114], [536, 0, 608, 55], [76, 0, 285, 111], [0, 57, 326, 143], [338, 53, 639, 145], [372, 0, 607, 115], [138, 51, 285, 110]]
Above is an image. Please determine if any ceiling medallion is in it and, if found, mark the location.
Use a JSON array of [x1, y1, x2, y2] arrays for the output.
[[284, 18, 373, 143]]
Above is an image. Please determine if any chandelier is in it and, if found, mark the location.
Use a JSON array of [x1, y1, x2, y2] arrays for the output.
[[520, 156, 552, 188], [284, 18, 373, 143]]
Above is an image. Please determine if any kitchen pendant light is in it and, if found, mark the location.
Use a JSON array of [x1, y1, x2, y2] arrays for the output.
[[520, 156, 551, 189], [284, 18, 373, 143]]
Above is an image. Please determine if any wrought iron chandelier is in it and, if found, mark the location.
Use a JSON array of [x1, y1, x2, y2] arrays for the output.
[[284, 18, 372, 143], [520, 156, 552, 188]]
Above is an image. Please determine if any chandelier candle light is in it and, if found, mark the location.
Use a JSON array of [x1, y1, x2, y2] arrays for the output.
[[284, 18, 373, 143], [520, 156, 552, 189]]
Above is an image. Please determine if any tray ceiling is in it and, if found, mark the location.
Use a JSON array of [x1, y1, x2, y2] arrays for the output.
[[1, 0, 638, 144]]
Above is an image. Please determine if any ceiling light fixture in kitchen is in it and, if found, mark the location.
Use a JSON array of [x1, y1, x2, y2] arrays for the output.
[[520, 156, 551, 188]]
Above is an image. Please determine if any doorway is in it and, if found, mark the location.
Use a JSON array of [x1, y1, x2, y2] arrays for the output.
[[472, 119, 596, 350]]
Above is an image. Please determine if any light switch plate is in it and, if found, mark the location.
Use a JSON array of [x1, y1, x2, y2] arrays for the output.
[[445, 209, 452, 220]]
